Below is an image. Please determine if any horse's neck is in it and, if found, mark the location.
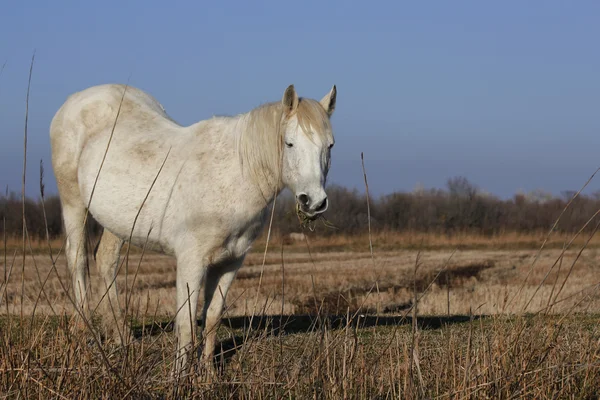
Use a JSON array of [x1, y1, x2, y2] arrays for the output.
[[190, 114, 283, 213], [234, 107, 283, 195]]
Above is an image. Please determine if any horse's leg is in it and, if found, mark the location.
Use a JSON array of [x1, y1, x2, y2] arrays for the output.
[[94, 229, 127, 343], [174, 249, 207, 376], [62, 204, 90, 324], [200, 257, 243, 369]]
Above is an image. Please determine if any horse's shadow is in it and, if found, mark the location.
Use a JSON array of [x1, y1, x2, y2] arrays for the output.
[[133, 313, 483, 367]]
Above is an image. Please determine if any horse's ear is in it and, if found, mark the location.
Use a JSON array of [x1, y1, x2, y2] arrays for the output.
[[320, 85, 337, 117], [282, 85, 299, 115]]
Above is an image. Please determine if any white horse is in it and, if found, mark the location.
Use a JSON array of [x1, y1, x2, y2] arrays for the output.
[[50, 82, 336, 373]]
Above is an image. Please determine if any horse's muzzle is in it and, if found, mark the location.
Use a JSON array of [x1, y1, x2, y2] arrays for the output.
[[297, 193, 328, 217]]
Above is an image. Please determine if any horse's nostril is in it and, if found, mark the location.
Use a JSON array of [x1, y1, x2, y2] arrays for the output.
[[315, 197, 328, 213], [298, 193, 310, 206]]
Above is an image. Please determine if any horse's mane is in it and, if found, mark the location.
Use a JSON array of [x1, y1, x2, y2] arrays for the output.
[[236, 98, 332, 193]]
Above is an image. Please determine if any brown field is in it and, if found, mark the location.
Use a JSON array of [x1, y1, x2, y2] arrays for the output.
[[2, 233, 600, 398], [9, 228, 600, 254], [3, 231, 600, 317]]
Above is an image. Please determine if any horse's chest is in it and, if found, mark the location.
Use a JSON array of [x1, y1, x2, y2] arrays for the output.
[[209, 217, 265, 265]]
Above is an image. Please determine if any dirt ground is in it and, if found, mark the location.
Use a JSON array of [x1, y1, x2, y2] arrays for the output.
[[3, 244, 599, 319]]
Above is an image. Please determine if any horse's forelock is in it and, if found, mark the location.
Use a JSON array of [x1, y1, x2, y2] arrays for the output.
[[296, 98, 333, 143]]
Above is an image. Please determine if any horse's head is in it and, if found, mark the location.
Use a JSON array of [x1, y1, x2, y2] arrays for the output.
[[280, 85, 336, 219]]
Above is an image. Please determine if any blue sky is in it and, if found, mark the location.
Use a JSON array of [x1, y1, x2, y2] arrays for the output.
[[1, 1, 599, 199]]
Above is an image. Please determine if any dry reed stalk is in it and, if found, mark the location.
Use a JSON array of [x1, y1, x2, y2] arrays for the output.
[[1, 61, 6, 284], [20, 52, 34, 323]]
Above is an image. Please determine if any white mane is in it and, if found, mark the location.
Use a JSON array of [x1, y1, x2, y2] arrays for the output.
[[235, 98, 333, 193]]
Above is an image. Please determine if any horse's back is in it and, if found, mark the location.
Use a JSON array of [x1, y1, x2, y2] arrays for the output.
[[51, 84, 175, 140], [51, 84, 174, 170]]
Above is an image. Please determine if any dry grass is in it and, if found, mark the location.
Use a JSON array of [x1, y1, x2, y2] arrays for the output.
[[1, 306, 599, 398], [2, 231, 600, 398], [256, 229, 600, 252], [5, 228, 600, 255]]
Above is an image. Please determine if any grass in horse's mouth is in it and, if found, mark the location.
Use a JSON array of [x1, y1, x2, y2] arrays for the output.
[[295, 203, 336, 231], [296, 202, 318, 223]]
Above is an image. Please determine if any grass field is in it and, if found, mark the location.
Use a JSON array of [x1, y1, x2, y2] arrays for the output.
[[2, 231, 600, 398]]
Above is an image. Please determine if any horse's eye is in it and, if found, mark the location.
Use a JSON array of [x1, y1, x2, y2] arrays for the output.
[[285, 142, 294, 148]]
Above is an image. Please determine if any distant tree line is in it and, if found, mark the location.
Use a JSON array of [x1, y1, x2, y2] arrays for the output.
[[1, 177, 599, 240], [0, 191, 63, 240], [274, 177, 600, 236]]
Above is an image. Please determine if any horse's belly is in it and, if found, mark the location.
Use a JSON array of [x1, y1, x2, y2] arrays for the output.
[[77, 140, 176, 254], [86, 191, 172, 254], [93, 205, 170, 249]]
